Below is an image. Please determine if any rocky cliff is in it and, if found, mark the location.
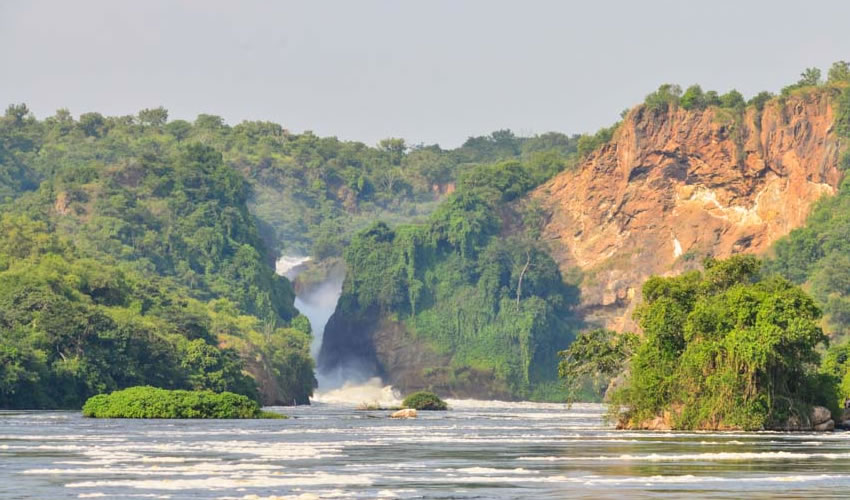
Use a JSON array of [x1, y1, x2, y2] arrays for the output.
[[534, 90, 844, 331]]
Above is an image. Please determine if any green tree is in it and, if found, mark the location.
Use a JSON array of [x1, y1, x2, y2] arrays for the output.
[[798, 67, 822, 87], [644, 83, 682, 112], [558, 328, 639, 403], [680, 85, 706, 110], [748, 91, 774, 112], [719, 89, 745, 108], [137, 107, 168, 127], [828, 61, 850, 84], [78, 112, 106, 137]]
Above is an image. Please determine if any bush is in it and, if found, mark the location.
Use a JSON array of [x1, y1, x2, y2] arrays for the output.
[[402, 391, 448, 410], [81, 386, 283, 419]]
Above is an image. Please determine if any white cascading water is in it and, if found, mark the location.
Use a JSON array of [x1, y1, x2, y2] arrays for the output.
[[276, 255, 399, 405]]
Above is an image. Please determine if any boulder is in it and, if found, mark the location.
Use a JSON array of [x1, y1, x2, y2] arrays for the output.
[[814, 419, 835, 432], [390, 408, 417, 419], [811, 406, 832, 426]]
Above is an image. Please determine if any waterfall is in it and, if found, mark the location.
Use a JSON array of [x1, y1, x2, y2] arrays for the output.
[[277, 255, 393, 402]]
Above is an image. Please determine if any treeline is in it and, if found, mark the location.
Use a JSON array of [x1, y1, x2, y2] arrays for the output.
[[235, 126, 581, 257], [1, 104, 583, 258], [643, 61, 850, 114]]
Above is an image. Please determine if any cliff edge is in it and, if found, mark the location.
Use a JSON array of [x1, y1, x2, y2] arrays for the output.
[[534, 90, 844, 331]]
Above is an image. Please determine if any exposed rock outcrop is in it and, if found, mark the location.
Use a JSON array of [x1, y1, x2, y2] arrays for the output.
[[534, 90, 844, 331], [390, 408, 418, 419]]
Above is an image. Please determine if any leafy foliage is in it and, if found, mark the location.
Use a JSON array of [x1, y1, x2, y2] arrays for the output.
[[558, 329, 639, 404], [576, 124, 619, 159], [766, 176, 850, 337], [0, 106, 315, 408], [401, 391, 447, 411], [238, 124, 579, 256], [81, 386, 283, 419], [334, 159, 581, 399], [611, 256, 830, 430]]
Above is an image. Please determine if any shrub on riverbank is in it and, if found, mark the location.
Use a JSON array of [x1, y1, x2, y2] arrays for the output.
[[81, 386, 285, 419], [402, 391, 448, 411]]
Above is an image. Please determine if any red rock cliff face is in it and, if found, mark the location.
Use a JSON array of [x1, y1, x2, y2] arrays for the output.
[[534, 91, 844, 331]]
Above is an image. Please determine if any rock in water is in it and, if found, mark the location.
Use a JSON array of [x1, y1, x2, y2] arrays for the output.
[[814, 419, 835, 432], [390, 408, 417, 419], [811, 406, 832, 426]]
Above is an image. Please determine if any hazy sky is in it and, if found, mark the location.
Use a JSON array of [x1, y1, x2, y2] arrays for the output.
[[2, 1, 850, 147]]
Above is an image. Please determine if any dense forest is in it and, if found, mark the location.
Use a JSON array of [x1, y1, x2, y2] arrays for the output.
[[233, 122, 579, 257], [321, 159, 581, 399], [0, 103, 581, 408], [0, 107, 314, 408], [3, 61, 850, 409]]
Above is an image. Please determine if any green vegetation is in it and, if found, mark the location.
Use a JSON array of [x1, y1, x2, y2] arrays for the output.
[[240, 126, 580, 256], [332, 158, 580, 400], [81, 386, 284, 419], [561, 256, 833, 430], [576, 124, 619, 159], [644, 83, 683, 112], [0, 105, 314, 408], [766, 179, 850, 338], [649, 83, 753, 113], [558, 328, 638, 404], [765, 62, 850, 340], [401, 391, 448, 411], [763, 69, 850, 408]]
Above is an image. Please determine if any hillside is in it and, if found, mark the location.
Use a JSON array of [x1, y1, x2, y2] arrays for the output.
[[319, 161, 581, 400], [534, 87, 845, 332], [0, 109, 314, 407], [320, 67, 850, 401], [0, 105, 580, 407]]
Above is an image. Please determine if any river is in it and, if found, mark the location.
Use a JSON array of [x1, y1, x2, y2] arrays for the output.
[[4, 401, 850, 499]]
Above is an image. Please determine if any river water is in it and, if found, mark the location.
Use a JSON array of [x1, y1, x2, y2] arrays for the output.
[[4, 401, 850, 499]]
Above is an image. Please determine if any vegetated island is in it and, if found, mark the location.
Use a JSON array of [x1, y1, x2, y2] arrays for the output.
[[401, 391, 448, 411], [81, 386, 286, 419], [560, 255, 842, 431]]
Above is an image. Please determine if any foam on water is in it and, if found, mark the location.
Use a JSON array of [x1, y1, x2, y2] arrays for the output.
[[518, 451, 850, 462], [275, 256, 311, 278], [66, 472, 375, 490], [6, 402, 850, 498], [311, 377, 401, 407]]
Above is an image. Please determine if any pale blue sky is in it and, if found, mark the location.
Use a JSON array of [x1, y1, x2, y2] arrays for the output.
[[2, 0, 849, 147]]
